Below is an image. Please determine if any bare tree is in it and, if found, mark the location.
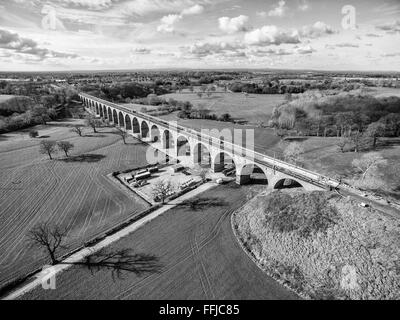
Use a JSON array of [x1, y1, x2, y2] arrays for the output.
[[198, 169, 207, 182], [152, 180, 174, 204], [352, 152, 387, 182], [39, 140, 57, 160], [283, 142, 304, 165], [366, 121, 386, 149], [116, 128, 128, 144], [57, 141, 74, 157], [85, 115, 102, 133], [28, 222, 69, 264], [71, 126, 83, 137], [28, 224, 162, 278]]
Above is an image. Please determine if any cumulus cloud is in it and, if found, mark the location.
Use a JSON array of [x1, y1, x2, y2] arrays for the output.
[[299, 21, 336, 38], [187, 41, 243, 57], [0, 28, 78, 60], [54, 0, 114, 10], [376, 20, 400, 33], [181, 4, 204, 15], [218, 15, 249, 34], [268, 0, 288, 17], [244, 25, 300, 46], [157, 14, 182, 33], [157, 4, 204, 33]]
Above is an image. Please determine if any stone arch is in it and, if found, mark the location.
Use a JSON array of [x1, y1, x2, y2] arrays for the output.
[[95, 103, 99, 114], [238, 163, 268, 185], [125, 114, 132, 130], [132, 117, 140, 134], [212, 151, 236, 175], [99, 104, 104, 117], [118, 111, 124, 128], [141, 121, 150, 138], [103, 105, 107, 119], [274, 177, 303, 189], [177, 135, 191, 157], [112, 109, 118, 125], [107, 107, 113, 122], [163, 129, 174, 149], [193, 142, 211, 168], [151, 124, 160, 142]]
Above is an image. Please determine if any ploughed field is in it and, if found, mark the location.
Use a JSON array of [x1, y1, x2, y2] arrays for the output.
[[21, 184, 298, 300], [0, 120, 150, 288]]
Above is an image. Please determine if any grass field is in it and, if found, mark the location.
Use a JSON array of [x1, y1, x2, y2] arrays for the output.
[[0, 95, 16, 103], [0, 120, 152, 288], [20, 183, 298, 300], [159, 91, 286, 125]]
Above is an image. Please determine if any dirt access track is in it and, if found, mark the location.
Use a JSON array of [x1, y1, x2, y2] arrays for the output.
[[20, 183, 298, 300]]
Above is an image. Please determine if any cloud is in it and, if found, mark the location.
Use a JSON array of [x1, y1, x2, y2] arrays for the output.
[[187, 41, 243, 57], [268, 0, 288, 17], [244, 25, 300, 46], [132, 47, 151, 54], [299, 21, 336, 38], [53, 0, 114, 10], [381, 52, 400, 57], [181, 4, 204, 15], [295, 45, 315, 54], [256, 11, 267, 17], [0, 28, 78, 60], [157, 14, 182, 33], [298, 0, 310, 11], [334, 43, 359, 48], [156, 4, 204, 33], [218, 15, 249, 34], [376, 20, 400, 33], [365, 33, 382, 37]]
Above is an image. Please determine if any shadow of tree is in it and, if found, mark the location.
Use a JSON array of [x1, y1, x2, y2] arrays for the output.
[[69, 248, 163, 280], [177, 197, 228, 211], [84, 134, 107, 138], [60, 154, 106, 163]]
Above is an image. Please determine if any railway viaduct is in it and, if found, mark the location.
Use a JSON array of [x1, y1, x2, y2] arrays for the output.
[[79, 93, 339, 191]]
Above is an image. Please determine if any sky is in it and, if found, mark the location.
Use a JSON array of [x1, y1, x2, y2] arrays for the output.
[[0, 0, 399, 72]]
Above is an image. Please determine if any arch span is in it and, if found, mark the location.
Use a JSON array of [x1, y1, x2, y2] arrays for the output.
[[118, 112, 124, 128], [238, 163, 268, 185], [274, 178, 303, 189], [112, 109, 118, 125], [163, 130, 174, 149], [151, 125, 160, 142], [212, 151, 236, 175], [177, 136, 190, 157], [132, 118, 140, 134], [108, 108, 113, 122], [141, 121, 150, 138], [193, 142, 211, 168], [103, 105, 107, 119], [125, 115, 132, 130]]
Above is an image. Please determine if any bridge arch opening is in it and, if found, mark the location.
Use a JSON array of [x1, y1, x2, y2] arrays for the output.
[[108, 108, 112, 122], [193, 143, 211, 168], [151, 125, 160, 142], [212, 151, 236, 176], [141, 121, 150, 138], [118, 112, 124, 128], [177, 136, 191, 157], [125, 115, 132, 130], [238, 164, 268, 185], [112, 109, 118, 125], [103, 105, 107, 119], [163, 130, 175, 149], [132, 118, 140, 134], [99, 104, 104, 117], [274, 178, 303, 189], [96, 104, 99, 115]]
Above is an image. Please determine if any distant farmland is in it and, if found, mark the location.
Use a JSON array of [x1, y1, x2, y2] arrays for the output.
[[159, 91, 286, 125], [0, 122, 151, 288]]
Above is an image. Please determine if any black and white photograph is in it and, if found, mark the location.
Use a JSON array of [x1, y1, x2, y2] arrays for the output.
[[0, 0, 399, 307]]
